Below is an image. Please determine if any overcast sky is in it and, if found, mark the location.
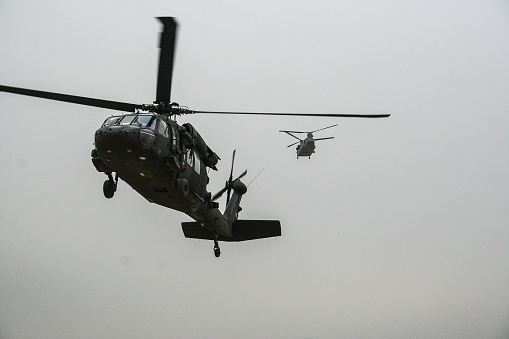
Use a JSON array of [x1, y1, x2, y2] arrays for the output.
[[1, 1, 508, 338]]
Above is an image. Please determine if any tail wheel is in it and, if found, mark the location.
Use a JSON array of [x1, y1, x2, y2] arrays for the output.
[[177, 178, 189, 199], [214, 234, 221, 257]]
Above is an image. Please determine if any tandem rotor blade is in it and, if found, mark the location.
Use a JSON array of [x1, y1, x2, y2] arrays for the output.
[[0, 85, 140, 112], [280, 131, 303, 141], [279, 130, 308, 134], [193, 111, 390, 118], [310, 124, 338, 133], [156, 17, 178, 104], [314, 137, 335, 142]]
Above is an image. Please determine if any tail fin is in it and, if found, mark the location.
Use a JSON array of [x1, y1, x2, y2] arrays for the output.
[[182, 220, 281, 242]]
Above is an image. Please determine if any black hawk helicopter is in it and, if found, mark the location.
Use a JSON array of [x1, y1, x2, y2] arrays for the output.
[[0, 17, 390, 257], [280, 124, 338, 159]]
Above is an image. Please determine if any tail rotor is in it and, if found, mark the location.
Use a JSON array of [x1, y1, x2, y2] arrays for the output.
[[212, 150, 247, 204]]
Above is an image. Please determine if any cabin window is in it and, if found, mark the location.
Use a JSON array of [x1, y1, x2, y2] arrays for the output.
[[186, 150, 194, 168], [170, 126, 177, 150], [186, 151, 200, 173], [193, 151, 201, 173]]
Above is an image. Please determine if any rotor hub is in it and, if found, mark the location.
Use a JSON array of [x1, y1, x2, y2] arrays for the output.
[[138, 102, 194, 116]]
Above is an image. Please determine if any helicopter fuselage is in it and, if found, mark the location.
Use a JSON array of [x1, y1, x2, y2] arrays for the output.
[[296, 138, 316, 158], [91, 112, 233, 235]]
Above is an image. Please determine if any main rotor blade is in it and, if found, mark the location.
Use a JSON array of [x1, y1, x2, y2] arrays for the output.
[[0, 85, 140, 112], [287, 141, 300, 148], [156, 17, 178, 104], [310, 124, 338, 134], [194, 111, 390, 118]]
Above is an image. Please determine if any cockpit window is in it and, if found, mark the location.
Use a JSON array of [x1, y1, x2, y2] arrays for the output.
[[101, 114, 158, 128], [102, 116, 122, 127], [119, 115, 137, 125], [136, 115, 156, 128]]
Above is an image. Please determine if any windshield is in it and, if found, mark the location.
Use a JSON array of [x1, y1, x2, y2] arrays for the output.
[[101, 114, 156, 128], [119, 115, 136, 125], [136, 115, 156, 128], [102, 116, 122, 127]]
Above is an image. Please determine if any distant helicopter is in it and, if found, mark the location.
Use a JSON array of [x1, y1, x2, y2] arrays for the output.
[[280, 124, 338, 158], [0, 17, 390, 257]]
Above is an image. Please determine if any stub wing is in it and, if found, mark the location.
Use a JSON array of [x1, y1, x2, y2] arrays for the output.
[[182, 220, 281, 242]]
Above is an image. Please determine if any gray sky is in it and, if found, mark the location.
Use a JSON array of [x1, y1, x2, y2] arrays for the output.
[[1, 1, 508, 338]]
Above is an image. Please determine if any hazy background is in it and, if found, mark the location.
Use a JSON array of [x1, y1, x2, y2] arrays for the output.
[[1, 1, 508, 338]]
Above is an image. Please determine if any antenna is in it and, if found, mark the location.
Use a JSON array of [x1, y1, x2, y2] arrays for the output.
[[247, 168, 265, 187]]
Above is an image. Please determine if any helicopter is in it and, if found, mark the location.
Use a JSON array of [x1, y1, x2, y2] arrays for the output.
[[280, 124, 338, 159], [0, 17, 390, 257]]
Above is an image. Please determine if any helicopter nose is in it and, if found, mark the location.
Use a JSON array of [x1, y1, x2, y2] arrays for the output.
[[139, 128, 155, 149], [94, 125, 150, 154]]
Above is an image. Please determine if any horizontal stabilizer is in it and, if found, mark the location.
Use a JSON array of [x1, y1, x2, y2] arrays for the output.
[[182, 220, 281, 242]]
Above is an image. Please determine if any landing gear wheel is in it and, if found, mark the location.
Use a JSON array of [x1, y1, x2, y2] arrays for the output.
[[103, 172, 118, 199], [177, 178, 189, 199], [103, 180, 116, 198]]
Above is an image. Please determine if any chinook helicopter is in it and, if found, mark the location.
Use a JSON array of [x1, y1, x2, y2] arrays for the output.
[[280, 124, 338, 159], [0, 17, 389, 257]]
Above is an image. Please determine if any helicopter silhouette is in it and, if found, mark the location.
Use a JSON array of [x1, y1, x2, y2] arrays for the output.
[[280, 124, 338, 158], [0, 17, 389, 257]]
